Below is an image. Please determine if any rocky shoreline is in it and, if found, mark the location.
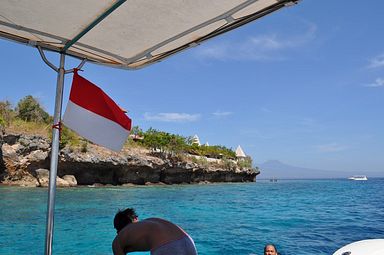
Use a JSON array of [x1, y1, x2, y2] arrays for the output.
[[0, 133, 259, 187]]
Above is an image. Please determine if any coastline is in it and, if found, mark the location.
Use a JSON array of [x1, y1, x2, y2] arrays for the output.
[[0, 133, 259, 187]]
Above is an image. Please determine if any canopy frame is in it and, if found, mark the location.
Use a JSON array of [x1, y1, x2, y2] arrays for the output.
[[37, 2, 126, 254], [0, 0, 299, 69]]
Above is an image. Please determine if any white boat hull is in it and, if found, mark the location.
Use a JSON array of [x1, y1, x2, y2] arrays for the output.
[[333, 239, 384, 255], [348, 175, 368, 181]]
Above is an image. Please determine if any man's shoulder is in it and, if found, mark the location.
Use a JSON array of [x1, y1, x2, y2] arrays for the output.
[[143, 218, 175, 227], [143, 217, 166, 223]]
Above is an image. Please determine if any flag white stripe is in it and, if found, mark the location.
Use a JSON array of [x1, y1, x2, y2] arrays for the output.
[[63, 101, 129, 151]]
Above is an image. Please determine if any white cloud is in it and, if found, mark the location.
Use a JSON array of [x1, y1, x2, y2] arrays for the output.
[[195, 23, 317, 61], [212, 111, 233, 117], [143, 112, 200, 122], [315, 143, 348, 152], [260, 107, 272, 113], [368, 54, 384, 68], [364, 78, 384, 87]]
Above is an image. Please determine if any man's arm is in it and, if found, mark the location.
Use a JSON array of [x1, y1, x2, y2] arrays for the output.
[[112, 236, 125, 255]]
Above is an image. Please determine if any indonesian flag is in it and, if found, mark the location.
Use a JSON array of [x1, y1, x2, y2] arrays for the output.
[[63, 71, 132, 151]]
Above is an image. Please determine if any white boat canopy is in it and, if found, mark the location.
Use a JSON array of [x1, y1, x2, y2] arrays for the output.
[[0, 0, 298, 69]]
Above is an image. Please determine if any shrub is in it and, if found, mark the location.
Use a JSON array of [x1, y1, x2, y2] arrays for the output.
[[221, 157, 237, 170], [191, 156, 209, 168], [0, 100, 14, 127], [237, 156, 253, 169], [130, 125, 144, 137], [81, 141, 88, 153], [59, 126, 81, 148], [15, 95, 50, 123], [185, 144, 236, 159]]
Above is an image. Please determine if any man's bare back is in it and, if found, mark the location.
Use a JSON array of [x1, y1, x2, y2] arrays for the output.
[[112, 208, 197, 255]]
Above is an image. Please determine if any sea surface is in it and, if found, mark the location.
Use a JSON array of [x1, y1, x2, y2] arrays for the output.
[[1, 179, 383, 255]]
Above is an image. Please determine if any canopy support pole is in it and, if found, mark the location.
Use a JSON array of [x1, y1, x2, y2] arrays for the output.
[[44, 52, 65, 255], [38, 47, 87, 255], [37, 2, 126, 254]]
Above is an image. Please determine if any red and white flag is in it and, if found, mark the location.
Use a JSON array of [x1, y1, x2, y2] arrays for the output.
[[63, 71, 132, 151]]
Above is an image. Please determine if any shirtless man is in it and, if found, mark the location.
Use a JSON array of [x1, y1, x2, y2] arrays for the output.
[[112, 208, 198, 255]]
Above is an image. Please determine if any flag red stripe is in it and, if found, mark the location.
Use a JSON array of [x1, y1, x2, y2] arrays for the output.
[[69, 72, 131, 131], [63, 101, 129, 151]]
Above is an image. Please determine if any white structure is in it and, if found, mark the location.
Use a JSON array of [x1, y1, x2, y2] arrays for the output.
[[235, 145, 246, 158], [191, 135, 201, 146]]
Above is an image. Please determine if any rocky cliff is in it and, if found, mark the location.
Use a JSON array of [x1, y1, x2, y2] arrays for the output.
[[0, 133, 258, 187]]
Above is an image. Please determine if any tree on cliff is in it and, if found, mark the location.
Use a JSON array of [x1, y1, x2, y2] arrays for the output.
[[0, 100, 14, 127], [167, 133, 187, 156], [15, 95, 50, 123], [142, 128, 186, 156]]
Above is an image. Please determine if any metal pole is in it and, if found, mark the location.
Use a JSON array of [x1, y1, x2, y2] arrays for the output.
[[44, 53, 65, 255]]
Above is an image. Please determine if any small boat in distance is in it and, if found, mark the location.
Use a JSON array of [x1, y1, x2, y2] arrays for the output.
[[348, 175, 368, 181]]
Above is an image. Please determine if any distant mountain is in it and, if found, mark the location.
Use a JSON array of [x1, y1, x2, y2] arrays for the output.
[[257, 160, 348, 179]]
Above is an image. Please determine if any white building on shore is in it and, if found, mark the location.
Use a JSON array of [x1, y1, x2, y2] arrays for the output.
[[235, 145, 246, 159], [191, 134, 201, 146]]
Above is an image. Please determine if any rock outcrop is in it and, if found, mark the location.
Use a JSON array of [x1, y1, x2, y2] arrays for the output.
[[0, 133, 259, 187]]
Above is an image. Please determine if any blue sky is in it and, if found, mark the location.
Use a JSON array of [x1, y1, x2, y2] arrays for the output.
[[1, 0, 383, 174]]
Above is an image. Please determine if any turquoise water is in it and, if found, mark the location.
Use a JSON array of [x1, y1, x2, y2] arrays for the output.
[[1, 179, 383, 255]]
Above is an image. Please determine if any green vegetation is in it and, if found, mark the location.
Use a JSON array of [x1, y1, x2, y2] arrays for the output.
[[237, 156, 253, 169], [191, 156, 209, 168], [0, 97, 51, 136], [0, 95, 84, 147], [1, 96, 255, 169], [0, 100, 14, 128], [139, 127, 187, 155], [185, 144, 236, 159], [16, 95, 50, 123], [80, 141, 88, 153], [134, 127, 237, 160], [6, 118, 51, 136], [60, 126, 83, 148]]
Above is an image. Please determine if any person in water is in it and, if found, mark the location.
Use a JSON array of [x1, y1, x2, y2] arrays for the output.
[[264, 244, 278, 255], [112, 208, 198, 255]]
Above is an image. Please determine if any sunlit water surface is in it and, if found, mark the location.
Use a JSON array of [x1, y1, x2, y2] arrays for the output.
[[1, 179, 383, 255]]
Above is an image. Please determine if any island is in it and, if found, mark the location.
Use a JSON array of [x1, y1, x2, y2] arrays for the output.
[[0, 133, 258, 187], [0, 96, 259, 187]]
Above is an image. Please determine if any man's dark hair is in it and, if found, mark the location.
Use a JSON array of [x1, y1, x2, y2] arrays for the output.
[[114, 208, 138, 233], [264, 244, 278, 254]]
